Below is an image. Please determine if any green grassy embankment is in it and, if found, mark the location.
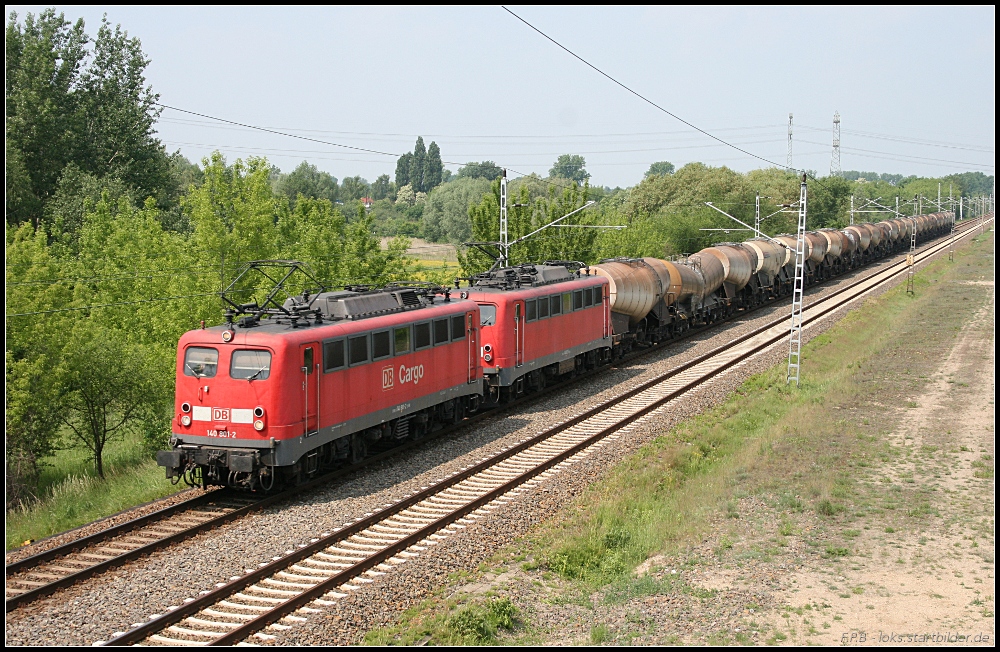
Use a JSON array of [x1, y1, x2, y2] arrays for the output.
[[6, 434, 183, 550]]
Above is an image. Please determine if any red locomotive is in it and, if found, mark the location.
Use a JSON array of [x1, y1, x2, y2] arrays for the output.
[[158, 264, 483, 489], [463, 264, 612, 401]]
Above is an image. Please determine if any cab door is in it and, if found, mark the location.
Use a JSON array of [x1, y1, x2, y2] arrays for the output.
[[514, 302, 524, 367], [300, 343, 319, 435], [466, 313, 478, 384]]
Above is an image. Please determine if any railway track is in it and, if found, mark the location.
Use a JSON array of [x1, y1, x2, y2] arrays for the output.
[[99, 218, 990, 646]]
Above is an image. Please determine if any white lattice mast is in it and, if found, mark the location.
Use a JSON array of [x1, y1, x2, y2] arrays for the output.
[[786, 113, 794, 171], [499, 169, 508, 267], [787, 174, 808, 386], [830, 111, 841, 177]]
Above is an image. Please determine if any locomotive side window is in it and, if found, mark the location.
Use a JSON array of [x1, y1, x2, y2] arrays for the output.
[[348, 334, 369, 365], [394, 326, 411, 355], [414, 322, 431, 349], [525, 299, 537, 321], [584, 287, 593, 307], [434, 318, 450, 345], [230, 349, 271, 380], [303, 348, 314, 375], [323, 339, 345, 372], [573, 290, 583, 310], [184, 347, 219, 378], [537, 296, 549, 319], [450, 315, 465, 340], [563, 292, 573, 313], [478, 303, 497, 326], [372, 330, 391, 360], [550, 295, 562, 316]]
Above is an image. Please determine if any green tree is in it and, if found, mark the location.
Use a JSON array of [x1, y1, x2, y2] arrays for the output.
[[549, 154, 590, 182], [423, 141, 443, 191], [412, 137, 427, 192], [422, 177, 491, 243], [457, 161, 502, 181], [275, 161, 339, 208], [277, 196, 347, 285], [371, 173, 392, 200], [5, 9, 89, 227], [340, 175, 370, 201], [645, 161, 675, 177], [395, 152, 413, 188], [61, 324, 159, 478], [344, 204, 414, 285]]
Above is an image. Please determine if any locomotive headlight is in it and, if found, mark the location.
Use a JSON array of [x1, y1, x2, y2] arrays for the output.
[[181, 402, 191, 413], [253, 406, 265, 418], [222, 329, 234, 343], [253, 419, 265, 431], [180, 415, 192, 426], [484, 353, 493, 363]]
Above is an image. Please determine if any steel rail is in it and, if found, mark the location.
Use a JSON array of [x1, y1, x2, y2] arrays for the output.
[[102, 219, 986, 646]]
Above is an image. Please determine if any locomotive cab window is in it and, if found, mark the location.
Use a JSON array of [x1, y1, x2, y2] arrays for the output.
[[450, 315, 465, 341], [394, 326, 411, 355], [573, 290, 583, 310], [230, 349, 271, 380], [372, 330, 391, 360], [184, 347, 219, 378], [434, 318, 450, 345], [538, 296, 549, 319], [550, 295, 562, 316], [349, 334, 369, 365], [323, 339, 345, 372], [525, 299, 537, 321], [478, 303, 497, 326], [414, 322, 432, 350], [302, 348, 314, 375], [563, 292, 573, 313]]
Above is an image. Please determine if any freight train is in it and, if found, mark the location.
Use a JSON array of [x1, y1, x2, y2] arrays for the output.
[[157, 212, 953, 489]]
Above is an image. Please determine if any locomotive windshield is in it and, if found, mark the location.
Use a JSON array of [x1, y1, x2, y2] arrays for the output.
[[183, 347, 218, 377], [230, 349, 272, 380], [478, 304, 497, 326]]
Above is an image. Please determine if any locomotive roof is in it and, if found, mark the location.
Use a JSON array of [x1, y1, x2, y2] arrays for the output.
[[467, 263, 602, 292]]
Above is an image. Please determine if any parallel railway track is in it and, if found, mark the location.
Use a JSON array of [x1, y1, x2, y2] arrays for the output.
[[98, 217, 990, 646]]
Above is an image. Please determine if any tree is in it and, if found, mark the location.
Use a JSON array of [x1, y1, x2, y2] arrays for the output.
[[645, 161, 675, 177], [275, 161, 338, 208], [549, 154, 590, 182], [395, 152, 413, 188], [5, 10, 170, 229], [457, 161, 502, 181], [422, 177, 490, 243], [61, 325, 158, 478], [371, 174, 392, 200], [340, 175, 370, 201], [396, 184, 416, 206], [423, 141, 443, 191], [412, 137, 427, 192]]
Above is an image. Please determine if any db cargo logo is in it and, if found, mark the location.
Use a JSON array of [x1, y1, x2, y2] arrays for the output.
[[399, 363, 425, 386], [382, 366, 394, 390], [212, 408, 230, 422]]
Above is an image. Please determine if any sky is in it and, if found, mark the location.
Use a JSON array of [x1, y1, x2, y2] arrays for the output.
[[9, 6, 996, 188]]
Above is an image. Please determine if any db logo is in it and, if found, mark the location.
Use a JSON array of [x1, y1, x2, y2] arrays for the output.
[[382, 366, 394, 390], [399, 364, 425, 386], [212, 408, 230, 421]]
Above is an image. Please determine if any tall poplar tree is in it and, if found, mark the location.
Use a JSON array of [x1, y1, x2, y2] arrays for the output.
[[424, 141, 443, 191], [412, 137, 427, 192]]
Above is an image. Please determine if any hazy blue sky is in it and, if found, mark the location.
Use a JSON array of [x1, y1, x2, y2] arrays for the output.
[[10, 6, 996, 188]]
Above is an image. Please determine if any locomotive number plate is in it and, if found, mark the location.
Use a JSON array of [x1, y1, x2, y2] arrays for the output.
[[207, 429, 236, 438]]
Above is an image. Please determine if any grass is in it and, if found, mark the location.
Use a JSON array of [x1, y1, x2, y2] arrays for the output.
[[6, 434, 183, 550], [364, 597, 520, 646]]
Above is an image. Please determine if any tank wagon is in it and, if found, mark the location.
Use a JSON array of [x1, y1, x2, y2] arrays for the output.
[[157, 213, 952, 489]]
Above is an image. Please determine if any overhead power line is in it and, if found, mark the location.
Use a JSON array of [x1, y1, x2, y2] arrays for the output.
[[500, 6, 794, 174]]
